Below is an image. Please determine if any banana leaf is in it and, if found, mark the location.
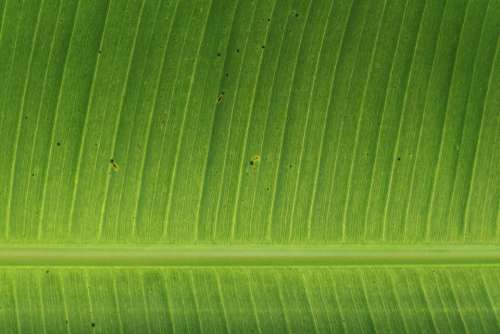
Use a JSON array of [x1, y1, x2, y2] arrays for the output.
[[0, 0, 499, 332]]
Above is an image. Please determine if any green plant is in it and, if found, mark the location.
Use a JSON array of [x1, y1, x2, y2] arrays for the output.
[[0, 0, 499, 332]]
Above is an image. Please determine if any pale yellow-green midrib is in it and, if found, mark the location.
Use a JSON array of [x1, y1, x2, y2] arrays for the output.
[[0, 245, 498, 266]]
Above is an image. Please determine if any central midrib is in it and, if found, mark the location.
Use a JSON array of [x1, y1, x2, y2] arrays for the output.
[[0, 245, 499, 266]]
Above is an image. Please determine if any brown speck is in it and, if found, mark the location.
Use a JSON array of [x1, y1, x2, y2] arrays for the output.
[[249, 154, 261, 167], [110, 159, 119, 171], [217, 93, 224, 104]]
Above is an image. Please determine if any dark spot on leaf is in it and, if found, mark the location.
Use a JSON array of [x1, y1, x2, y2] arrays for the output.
[[217, 52, 221, 57], [261, 45, 265, 49], [217, 93, 224, 104], [236, 49, 240, 53], [46, 270, 49, 274], [295, 13, 299, 17], [397, 157, 401, 161], [249, 154, 261, 167], [267, 18, 271, 22], [56, 142, 61, 146], [91, 323, 96, 327], [110, 159, 119, 171], [31, 173, 35, 177]]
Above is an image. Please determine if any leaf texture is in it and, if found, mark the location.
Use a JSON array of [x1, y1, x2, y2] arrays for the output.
[[0, 0, 499, 332], [0, 267, 499, 333]]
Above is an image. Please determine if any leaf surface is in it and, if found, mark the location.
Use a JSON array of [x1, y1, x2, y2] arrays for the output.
[[0, 0, 499, 332]]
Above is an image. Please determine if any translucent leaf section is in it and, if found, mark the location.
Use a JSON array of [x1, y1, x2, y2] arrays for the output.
[[0, 0, 498, 244], [0, 267, 499, 333], [0, 0, 499, 332]]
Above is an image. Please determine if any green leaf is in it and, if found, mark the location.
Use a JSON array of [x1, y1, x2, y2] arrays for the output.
[[0, 0, 499, 332]]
